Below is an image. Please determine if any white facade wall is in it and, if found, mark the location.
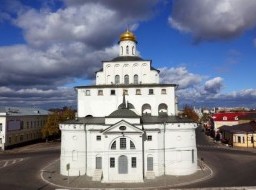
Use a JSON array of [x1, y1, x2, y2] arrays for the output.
[[164, 123, 197, 175], [95, 133, 143, 182], [214, 121, 239, 129], [60, 123, 144, 182], [144, 128, 163, 176], [96, 61, 159, 85], [77, 86, 176, 117], [119, 41, 137, 56], [60, 122, 197, 181], [60, 124, 86, 176], [0, 116, 7, 150], [0, 114, 47, 150]]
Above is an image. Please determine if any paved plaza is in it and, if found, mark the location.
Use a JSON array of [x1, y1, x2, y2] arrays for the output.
[[41, 159, 213, 189]]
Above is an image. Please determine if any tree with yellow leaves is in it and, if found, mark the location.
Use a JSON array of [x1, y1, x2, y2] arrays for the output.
[[41, 107, 75, 139], [181, 105, 199, 123]]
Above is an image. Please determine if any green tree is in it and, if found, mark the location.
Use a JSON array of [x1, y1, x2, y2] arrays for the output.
[[181, 105, 199, 122], [41, 107, 75, 139]]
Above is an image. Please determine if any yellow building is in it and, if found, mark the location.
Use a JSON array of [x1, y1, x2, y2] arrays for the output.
[[219, 121, 256, 148], [0, 107, 49, 150]]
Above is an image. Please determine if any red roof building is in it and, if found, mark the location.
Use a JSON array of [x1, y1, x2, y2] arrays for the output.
[[212, 112, 246, 129]]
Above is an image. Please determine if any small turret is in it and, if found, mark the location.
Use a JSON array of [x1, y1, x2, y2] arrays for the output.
[[118, 29, 137, 56]]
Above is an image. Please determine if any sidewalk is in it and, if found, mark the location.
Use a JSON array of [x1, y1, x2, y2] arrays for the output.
[[41, 159, 213, 189], [0, 141, 60, 154]]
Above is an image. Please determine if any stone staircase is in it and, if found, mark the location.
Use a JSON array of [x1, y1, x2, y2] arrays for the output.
[[92, 169, 103, 181], [146, 171, 155, 179]]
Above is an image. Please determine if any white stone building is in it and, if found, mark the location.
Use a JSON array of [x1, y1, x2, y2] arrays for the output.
[[0, 107, 49, 150], [60, 30, 198, 183]]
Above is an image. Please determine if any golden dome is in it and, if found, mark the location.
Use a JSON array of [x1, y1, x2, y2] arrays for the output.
[[119, 30, 137, 43]]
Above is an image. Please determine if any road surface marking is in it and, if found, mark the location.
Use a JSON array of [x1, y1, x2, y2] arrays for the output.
[[3, 161, 8, 167], [0, 157, 27, 169]]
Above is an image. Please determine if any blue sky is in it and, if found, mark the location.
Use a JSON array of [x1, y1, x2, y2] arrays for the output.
[[0, 0, 256, 109]]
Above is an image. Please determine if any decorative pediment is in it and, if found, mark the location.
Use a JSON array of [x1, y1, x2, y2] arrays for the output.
[[102, 120, 143, 134]]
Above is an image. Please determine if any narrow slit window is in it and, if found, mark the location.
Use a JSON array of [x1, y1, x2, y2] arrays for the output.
[[131, 157, 136, 168], [110, 157, 115, 168]]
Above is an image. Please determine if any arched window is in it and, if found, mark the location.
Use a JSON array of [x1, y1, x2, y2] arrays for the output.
[[158, 103, 168, 116], [107, 75, 111, 84], [132, 46, 135, 55], [110, 138, 135, 150], [130, 140, 135, 149], [121, 46, 123, 55], [142, 74, 147, 83], [134, 74, 138, 84], [124, 75, 129, 84], [111, 141, 116, 150], [115, 75, 120, 84], [126, 45, 129, 55], [142, 104, 151, 115]]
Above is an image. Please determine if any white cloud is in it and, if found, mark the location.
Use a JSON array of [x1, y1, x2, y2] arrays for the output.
[[14, 1, 158, 48], [204, 77, 223, 94], [169, 0, 256, 41], [15, 4, 117, 47], [0, 43, 118, 89], [159, 67, 256, 108], [0, 87, 76, 108], [0, 1, 159, 108], [159, 67, 202, 89]]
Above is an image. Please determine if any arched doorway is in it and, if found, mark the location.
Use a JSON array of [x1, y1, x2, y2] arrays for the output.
[[96, 156, 102, 169], [118, 155, 128, 174], [147, 156, 153, 171]]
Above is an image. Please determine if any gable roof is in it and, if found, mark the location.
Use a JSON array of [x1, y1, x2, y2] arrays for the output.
[[212, 112, 256, 122], [102, 120, 143, 134], [219, 121, 256, 134], [212, 113, 241, 121]]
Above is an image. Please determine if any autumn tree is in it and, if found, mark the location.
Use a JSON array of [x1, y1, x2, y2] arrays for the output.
[[181, 105, 199, 122], [200, 113, 210, 123], [41, 107, 75, 139]]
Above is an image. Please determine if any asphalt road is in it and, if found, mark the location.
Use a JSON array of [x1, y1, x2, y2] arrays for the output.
[[183, 127, 256, 188], [0, 130, 255, 189], [0, 144, 59, 190]]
